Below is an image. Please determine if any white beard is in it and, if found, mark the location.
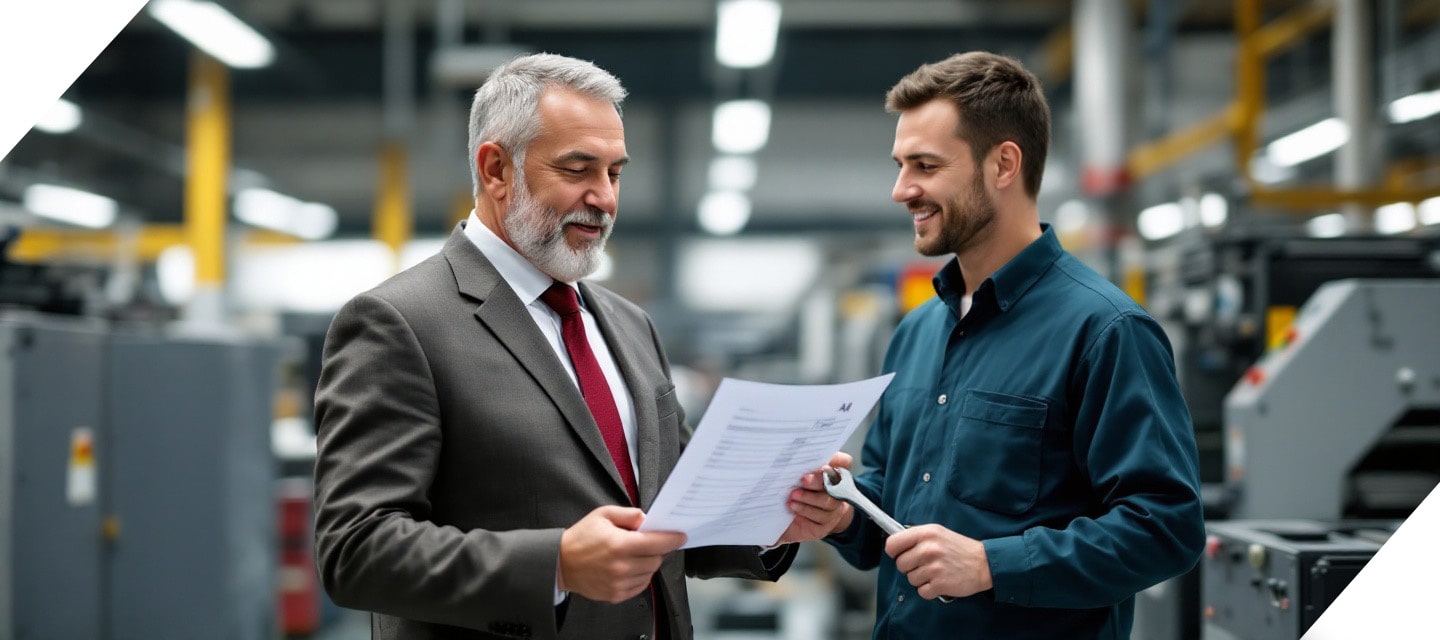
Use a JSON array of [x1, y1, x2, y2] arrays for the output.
[[503, 169, 613, 282]]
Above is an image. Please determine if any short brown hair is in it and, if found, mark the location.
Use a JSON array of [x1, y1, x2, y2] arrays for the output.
[[886, 52, 1050, 199]]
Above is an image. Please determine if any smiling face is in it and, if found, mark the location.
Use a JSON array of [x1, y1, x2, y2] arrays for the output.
[[890, 98, 998, 257], [500, 86, 629, 282]]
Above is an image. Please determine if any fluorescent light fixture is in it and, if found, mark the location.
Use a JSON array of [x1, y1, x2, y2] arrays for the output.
[[149, 0, 275, 69], [1137, 202, 1184, 241], [1419, 197, 1440, 226], [712, 100, 771, 154], [1199, 193, 1228, 227], [679, 238, 822, 312], [157, 245, 195, 304], [1374, 202, 1417, 235], [708, 155, 758, 191], [235, 187, 337, 240], [1306, 212, 1346, 238], [698, 191, 751, 236], [234, 241, 393, 313], [1266, 117, 1348, 168], [1249, 154, 1296, 184], [23, 183, 117, 228], [34, 98, 81, 134], [716, 0, 781, 69], [1053, 199, 1089, 234], [1388, 90, 1440, 124]]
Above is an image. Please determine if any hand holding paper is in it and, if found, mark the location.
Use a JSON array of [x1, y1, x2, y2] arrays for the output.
[[638, 374, 893, 548]]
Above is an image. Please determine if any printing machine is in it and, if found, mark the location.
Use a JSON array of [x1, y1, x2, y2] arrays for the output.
[[1134, 234, 1440, 640], [1199, 520, 1394, 640]]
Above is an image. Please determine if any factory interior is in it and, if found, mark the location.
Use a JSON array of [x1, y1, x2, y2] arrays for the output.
[[2, 0, 1439, 638]]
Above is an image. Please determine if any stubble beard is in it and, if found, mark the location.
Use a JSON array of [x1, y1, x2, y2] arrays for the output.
[[504, 169, 614, 283], [915, 170, 998, 258]]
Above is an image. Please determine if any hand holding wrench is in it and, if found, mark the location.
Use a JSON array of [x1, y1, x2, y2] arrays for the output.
[[823, 467, 955, 603]]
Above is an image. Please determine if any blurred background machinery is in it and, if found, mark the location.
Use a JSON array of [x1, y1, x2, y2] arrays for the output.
[[1199, 520, 1394, 640], [0, 309, 284, 640]]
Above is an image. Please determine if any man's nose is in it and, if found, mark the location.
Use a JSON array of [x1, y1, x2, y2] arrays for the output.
[[585, 178, 618, 215], [892, 173, 919, 203]]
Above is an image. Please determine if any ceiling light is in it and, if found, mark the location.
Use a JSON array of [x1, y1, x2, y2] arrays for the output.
[[712, 100, 770, 154], [1137, 202, 1184, 241], [235, 188, 337, 240], [1419, 197, 1440, 226], [1306, 213, 1346, 238], [698, 191, 751, 236], [1374, 202, 1417, 235], [1388, 90, 1440, 124], [1053, 199, 1089, 233], [33, 98, 81, 134], [1266, 117, 1348, 168], [23, 183, 117, 228], [716, 0, 781, 69], [708, 155, 757, 191], [1199, 193, 1228, 227], [149, 0, 275, 69]]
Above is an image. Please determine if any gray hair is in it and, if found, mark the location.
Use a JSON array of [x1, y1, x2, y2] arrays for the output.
[[467, 53, 628, 196]]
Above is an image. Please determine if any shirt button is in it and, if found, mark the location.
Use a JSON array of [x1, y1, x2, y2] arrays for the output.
[[898, 594, 905, 603], [923, 472, 931, 483], [937, 394, 947, 405]]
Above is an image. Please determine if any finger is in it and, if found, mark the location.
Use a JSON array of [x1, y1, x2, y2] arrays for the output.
[[786, 500, 835, 526], [788, 487, 837, 510], [597, 506, 647, 530], [917, 582, 938, 600], [796, 472, 826, 491], [626, 530, 687, 556], [884, 528, 919, 558], [828, 451, 853, 469]]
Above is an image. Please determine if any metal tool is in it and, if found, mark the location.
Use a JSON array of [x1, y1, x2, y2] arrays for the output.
[[823, 467, 904, 534], [823, 467, 956, 603]]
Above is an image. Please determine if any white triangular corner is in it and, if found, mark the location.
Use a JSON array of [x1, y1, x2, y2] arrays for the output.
[[0, 0, 151, 162], [1302, 481, 1440, 639]]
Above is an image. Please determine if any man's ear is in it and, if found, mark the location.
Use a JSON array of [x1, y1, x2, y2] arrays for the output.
[[992, 141, 1023, 192], [476, 141, 512, 202]]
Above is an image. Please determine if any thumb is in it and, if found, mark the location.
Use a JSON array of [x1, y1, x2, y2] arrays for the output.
[[597, 505, 646, 530]]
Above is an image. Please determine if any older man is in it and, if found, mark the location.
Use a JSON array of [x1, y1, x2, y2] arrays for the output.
[[313, 53, 847, 640]]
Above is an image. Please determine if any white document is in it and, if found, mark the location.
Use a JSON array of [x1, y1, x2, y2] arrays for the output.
[[639, 373, 894, 548]]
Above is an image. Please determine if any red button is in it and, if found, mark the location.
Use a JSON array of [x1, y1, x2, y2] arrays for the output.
[[1243, 367, 1265, 386], [1205, 535, 1222, 558]]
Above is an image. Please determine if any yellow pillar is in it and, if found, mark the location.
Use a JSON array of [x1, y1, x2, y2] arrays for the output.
[[184, 52, 230, 323], [374, 140, 412, 270]]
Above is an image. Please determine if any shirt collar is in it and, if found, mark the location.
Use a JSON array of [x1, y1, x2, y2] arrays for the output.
[[462, 210, 577, 308], [933, 223, 1062, 315]]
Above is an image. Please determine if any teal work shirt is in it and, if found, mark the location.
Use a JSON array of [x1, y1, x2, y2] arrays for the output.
[[828, 225, 1205, 639]]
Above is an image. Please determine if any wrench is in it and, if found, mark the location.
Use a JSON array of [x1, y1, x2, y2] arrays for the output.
[[823, 467, 905, 534], [823, 467, 956, 604]]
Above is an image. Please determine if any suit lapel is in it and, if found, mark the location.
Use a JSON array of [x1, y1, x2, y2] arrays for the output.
[[444, 230, 630, 503], [579, 283, 663, 510]]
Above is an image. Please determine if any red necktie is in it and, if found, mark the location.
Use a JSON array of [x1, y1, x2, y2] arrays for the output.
[[539, 282, 639, 506]]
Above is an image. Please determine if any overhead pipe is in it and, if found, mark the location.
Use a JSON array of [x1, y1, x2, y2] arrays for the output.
[[1125, 0, 1439, 211]]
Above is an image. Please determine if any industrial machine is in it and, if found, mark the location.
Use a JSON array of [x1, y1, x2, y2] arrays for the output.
[[1135, 234, 1440, 640], [0, 311, 283, 640], [1199, 520, 1392, 640], [1223, 279, 1440, 521]]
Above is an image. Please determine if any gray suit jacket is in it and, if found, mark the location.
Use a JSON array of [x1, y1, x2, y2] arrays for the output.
[[313, 227, 795, 640]]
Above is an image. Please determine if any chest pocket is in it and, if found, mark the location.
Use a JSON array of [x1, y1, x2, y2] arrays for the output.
[[944, 389, 1048, 515]]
